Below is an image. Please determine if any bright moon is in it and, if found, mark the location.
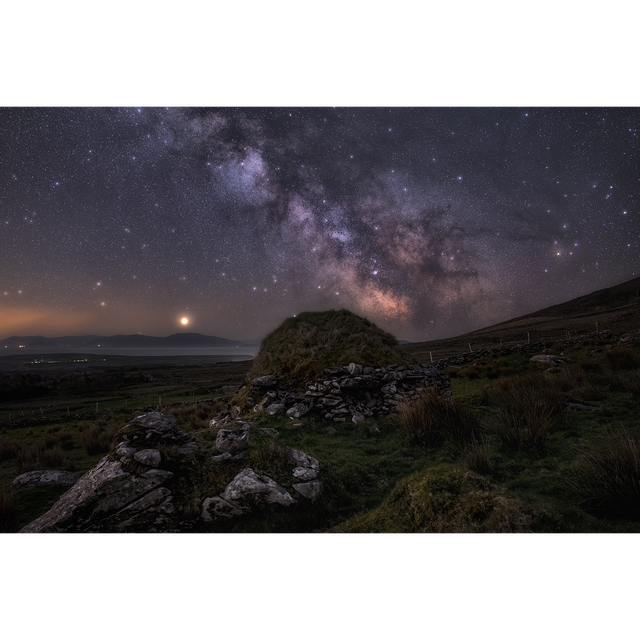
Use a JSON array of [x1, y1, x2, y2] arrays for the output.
[[180, 317, 189, 325]]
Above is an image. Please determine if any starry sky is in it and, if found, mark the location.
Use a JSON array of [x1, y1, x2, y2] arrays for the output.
[[0, 107, 638, 342]]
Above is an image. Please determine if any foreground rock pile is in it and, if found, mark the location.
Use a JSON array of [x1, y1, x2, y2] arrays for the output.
[[246, 362, 452, 423], [20, 412, 323, 533]]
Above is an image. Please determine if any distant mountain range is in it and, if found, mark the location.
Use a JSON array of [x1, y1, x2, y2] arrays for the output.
[[0, 333, 254, 349]]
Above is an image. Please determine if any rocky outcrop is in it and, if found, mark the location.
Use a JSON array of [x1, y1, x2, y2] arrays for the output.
[[20, 412, 197, 533], [20, 411, 325, 532], [249, 363, 451, 423], [201, 446, 322, 521]]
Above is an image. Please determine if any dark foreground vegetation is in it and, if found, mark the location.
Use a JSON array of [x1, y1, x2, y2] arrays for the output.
[[1, 331, 639, 532]]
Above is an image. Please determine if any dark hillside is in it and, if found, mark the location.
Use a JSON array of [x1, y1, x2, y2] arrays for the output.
[[403, 276, 640, 362]]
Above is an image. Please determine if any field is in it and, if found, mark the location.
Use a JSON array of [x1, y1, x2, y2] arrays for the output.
[[2, 332, 640, 533]]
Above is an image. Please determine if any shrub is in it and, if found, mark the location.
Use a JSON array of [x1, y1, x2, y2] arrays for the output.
[[566, 429, 640, 520], [395, 389, 479, 447]]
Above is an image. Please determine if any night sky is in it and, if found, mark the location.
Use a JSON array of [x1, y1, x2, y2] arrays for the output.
[[1, 107, 638, 342]]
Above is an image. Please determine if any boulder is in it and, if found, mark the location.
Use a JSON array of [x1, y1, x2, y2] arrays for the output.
[[292, 480, 323, 501], [347, 363, 363, 376], [220, 468, 296, 509], [251, 375, 278, 390], [11, 470, 80, 493], [265, 403, 286, 415], [20, 457, 174, 533], [215, 423, 250, 455], [133, 449, 162, 467], [286, 402, 311, 419], [202, 496, 245, 521]]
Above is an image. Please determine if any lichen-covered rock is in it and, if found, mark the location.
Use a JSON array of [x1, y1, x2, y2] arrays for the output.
[[202, 496, 245, 521], [251, 375, 278, 390], [215, 423, 250, 454], [11, 470, 80, 493], [20, 457, 174, 532], [293, 480, 323, 501], [220, 468, 296, 509], [133, 449, 162, 467], [286, 402, 311, 419]]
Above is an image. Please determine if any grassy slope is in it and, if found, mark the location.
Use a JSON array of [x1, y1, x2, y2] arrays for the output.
[[2, 337, 640, 532]]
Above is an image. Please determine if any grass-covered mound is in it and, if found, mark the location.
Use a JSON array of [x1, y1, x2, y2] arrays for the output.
[[246, 309, 414, 386]]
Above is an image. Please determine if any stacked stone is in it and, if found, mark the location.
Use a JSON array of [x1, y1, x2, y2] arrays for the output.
[[250, 362, 451, 424]]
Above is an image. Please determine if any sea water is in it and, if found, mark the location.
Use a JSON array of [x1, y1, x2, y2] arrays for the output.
[[0, 346, 258, 359]]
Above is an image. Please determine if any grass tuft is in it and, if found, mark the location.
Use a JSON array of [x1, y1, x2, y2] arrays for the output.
[[484, 372, 565, 452], [566, 428, 640, 520], [0, 489, 20, 533], [395, 389, 479, 447]]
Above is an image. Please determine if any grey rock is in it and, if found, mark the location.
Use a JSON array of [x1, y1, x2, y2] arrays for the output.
[[286, 402, 310, 419], [128, 412, 177, 434], [11, 470, 80, 492], [381, 383, 397, 395], [565, 403, 602, 412], [221, 468, 296, 509], [348, 363, 363, 376], [202, 496, 245, 521], [351, 410, 365, 423], [20, 457, 174, 533], [134, 449, 162, 467], [292, 466, 318, 481], [251, 375, 278, 389], [292, 480, 323, 501], [212, 452, 233, 462], [287, 448, 320, 471], [115, 445, 137, 458], [216, 423, 250, 454], [369, 424, 380, 434], [222, 385, 239, 394], [259, 428, 280, 437], [326, 427, 337, 434], [266, 403, 286, 415]]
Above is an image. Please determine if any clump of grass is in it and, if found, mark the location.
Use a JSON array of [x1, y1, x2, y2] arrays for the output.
[[566, 428, 640, 521], [246, 309, 413, 387], [0, 436, 24, 462], [81, 421, 116, 455], [44, 430, 74, 451], [465, 436, 494, 475], [82, 426, 111, 455], [395, 389, 479, 447], [484, 372, 566, 452], [606, 348, 639, 371], [167, 401, 226, 430], [16, 444, 67, 473]]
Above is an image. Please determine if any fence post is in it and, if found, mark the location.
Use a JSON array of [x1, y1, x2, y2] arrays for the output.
[[468, 343, 472, 353], [430, 351, 433, 363]]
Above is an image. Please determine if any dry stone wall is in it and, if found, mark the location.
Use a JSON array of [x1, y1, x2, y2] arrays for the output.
[[249, 362, 452, 423]]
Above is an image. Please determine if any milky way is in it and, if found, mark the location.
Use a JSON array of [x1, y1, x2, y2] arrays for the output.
[[1, 107, 638, 341]]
